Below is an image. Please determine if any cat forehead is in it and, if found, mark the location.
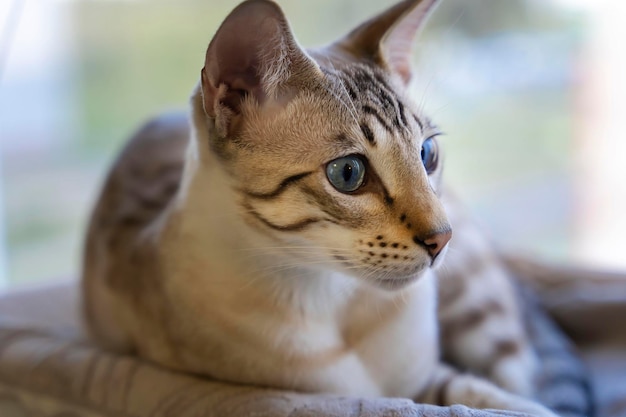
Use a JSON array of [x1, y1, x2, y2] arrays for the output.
[[319, 63, 431, 142], [241, 63, 431, 156], [232, 48, 437, 165]]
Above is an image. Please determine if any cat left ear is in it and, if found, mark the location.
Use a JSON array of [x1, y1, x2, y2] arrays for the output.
[[334, 0, 439, 84]]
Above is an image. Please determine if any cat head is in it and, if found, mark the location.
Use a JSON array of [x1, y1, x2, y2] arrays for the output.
[[197, 0, 451, 290]]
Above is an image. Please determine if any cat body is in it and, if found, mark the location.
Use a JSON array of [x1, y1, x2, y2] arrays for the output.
[[83, 1, 557, 415], [85, 82, 442, 399]]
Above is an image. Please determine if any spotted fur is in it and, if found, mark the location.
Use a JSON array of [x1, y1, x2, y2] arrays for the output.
[[82, 1, 566, 416]]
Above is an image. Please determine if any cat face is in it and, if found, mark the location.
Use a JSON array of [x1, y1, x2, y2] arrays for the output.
[[199, 0, 450, 289]]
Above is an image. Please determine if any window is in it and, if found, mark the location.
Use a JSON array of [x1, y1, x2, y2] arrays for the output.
[[0, 0, 623, 289]]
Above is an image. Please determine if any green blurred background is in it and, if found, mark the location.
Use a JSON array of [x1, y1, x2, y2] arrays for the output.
[[0, 0, 593, 286]]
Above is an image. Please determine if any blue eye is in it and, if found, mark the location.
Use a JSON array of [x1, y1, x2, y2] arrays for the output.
[[421, 136, 439, 174], [326, 155, 366, 193]]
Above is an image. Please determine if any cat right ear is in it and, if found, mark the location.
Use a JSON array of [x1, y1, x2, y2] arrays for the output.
[[201, 0, 320, 138], [334, 0, 439, 85]]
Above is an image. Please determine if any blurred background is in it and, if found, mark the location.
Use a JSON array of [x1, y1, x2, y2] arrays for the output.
[[0, 0, 624, 289]]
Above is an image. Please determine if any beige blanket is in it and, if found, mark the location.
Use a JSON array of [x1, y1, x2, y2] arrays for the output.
[[0, 324, 526, 417], [0, 264, 624, 417]]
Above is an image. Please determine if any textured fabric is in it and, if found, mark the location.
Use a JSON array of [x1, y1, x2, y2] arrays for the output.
[[0, 325, 525, 417], [0, 277, 625, 417]]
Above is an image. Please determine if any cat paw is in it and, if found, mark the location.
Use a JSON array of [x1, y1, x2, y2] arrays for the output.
[[444, 372, 556, 417]]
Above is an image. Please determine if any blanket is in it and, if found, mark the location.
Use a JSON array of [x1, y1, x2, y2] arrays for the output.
[[0, 263, 624, 417]]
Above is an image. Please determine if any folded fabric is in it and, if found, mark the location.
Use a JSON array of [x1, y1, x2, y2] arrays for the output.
[[0, 325, 525, 417]]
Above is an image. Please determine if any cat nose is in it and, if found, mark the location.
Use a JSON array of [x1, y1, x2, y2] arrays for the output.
[[413, 229, 452, 260]]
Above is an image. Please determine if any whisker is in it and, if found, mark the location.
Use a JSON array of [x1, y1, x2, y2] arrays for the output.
[[325, 62, 361, 127], [237, 249, 356, 263], [249, 259, 355, 276], [236, 245, 356, 252]]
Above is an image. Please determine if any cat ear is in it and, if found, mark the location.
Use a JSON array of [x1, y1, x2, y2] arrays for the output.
[[335, 0, 438, 84], [201, 0, 320, 137]]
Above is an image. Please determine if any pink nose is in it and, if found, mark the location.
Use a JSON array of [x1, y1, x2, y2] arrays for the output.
[[413, 229, 452, 259]]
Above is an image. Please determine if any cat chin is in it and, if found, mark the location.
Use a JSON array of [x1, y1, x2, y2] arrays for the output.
[[370, 276, 420, 291], [366, 269, 430, 291]]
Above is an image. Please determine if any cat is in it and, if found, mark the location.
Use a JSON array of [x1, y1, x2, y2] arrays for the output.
[[82, 0, 565, 415]]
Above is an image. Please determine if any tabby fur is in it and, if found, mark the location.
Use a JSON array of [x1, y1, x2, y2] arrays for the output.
[[83, 1, 571, 415]]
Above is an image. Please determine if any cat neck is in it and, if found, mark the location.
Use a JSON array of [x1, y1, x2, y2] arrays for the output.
[[158, 88, 361, 317]]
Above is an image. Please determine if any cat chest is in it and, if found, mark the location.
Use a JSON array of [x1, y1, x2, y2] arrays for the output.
[[173, 273, 440, 399], [276, 275, 440, 398]]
